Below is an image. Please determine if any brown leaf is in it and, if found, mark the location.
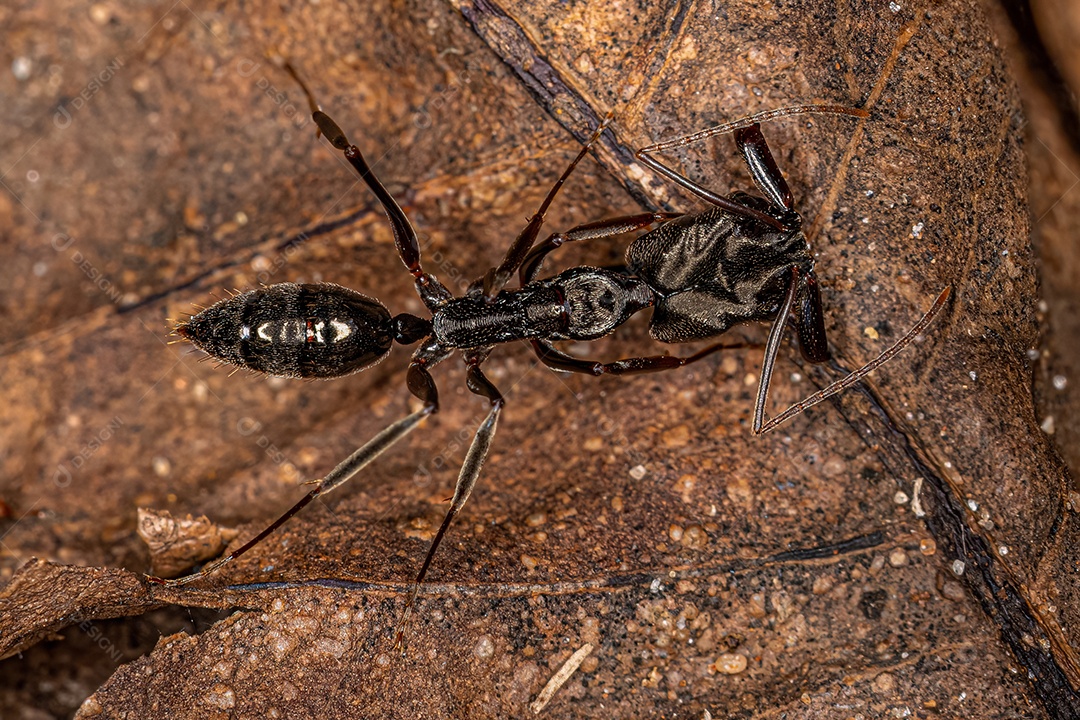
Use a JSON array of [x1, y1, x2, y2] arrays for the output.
[[1014, 0, 1080, 492], [1, 0, 1076, 717], [136, 508, 239, 578], [0, 561, 155, 660]]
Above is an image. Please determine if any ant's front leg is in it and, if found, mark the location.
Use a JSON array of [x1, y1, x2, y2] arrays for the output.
[[531, 338, 753, 376]]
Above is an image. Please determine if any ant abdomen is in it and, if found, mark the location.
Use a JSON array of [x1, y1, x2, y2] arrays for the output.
[[177, 282, 396, 378]]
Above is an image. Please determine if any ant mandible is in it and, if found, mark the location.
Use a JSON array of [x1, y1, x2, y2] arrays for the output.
[[150, 95, 950, 644]]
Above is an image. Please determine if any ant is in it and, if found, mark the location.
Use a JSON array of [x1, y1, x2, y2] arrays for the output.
[[150, 97, 950, 645]]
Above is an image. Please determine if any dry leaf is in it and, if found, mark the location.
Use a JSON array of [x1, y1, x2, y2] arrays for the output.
[[1, 0, 1077, 717]]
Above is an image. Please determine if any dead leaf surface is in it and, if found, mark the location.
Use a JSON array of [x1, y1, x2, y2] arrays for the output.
[[0, 0, 1076, 717]]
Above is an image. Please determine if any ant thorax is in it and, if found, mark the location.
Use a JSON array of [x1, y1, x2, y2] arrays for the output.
[[432, 266, 653, 347]]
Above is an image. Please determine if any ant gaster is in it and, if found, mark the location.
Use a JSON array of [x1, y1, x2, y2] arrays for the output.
[[154, 100, 950, 644]]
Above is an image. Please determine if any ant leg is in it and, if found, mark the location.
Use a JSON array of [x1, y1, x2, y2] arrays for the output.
[[754, 286, 952, 434], [793, 271, 830, 363], [641, 105, 868, 157], [520, 212, 682, 284], [397, 355, 504, 646], [636, 105, 868, 231], [281, 68, 450, 306], [483, 116, 613, 299], [312, 111, 452, 310], [531, 338, 752, 375], [733, 123, 793, 212], [531, 284, 948, 432], [751, 268, 800, 434], [148, 356, 446, 587]]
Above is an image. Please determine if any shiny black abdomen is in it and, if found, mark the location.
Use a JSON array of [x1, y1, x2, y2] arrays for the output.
[[178, 283, 395, 378]]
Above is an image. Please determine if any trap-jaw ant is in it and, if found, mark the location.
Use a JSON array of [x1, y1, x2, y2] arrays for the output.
[[152, 101, 950, 643]]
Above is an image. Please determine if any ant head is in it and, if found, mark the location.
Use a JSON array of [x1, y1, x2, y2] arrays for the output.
[[177, 282, 397, 378]]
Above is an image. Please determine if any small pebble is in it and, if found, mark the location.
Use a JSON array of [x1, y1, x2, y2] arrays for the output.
[[748, 593, 767, 618], [525, 511, 547, 527], [681, 525, 707, 549], [872, 672, 896, 694], [662, 424, 690, 447], [152, 456, 172, 477], [812, 575, 834, 595], [12, 57, 32, 81], [941, 580, 966, 602], [473, 635, 495, 659], [713, 653, 747, 674], [89, 4, 111, 24]]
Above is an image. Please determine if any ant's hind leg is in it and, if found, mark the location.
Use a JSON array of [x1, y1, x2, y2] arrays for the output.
[[147, 361, 444, 587], [397, 354, 505, 646], [311, 112, 452, 310], [281, 63, 451, 307]]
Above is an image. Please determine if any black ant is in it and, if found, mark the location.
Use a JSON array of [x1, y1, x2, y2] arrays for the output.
[[149, 99, 950, 645]]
